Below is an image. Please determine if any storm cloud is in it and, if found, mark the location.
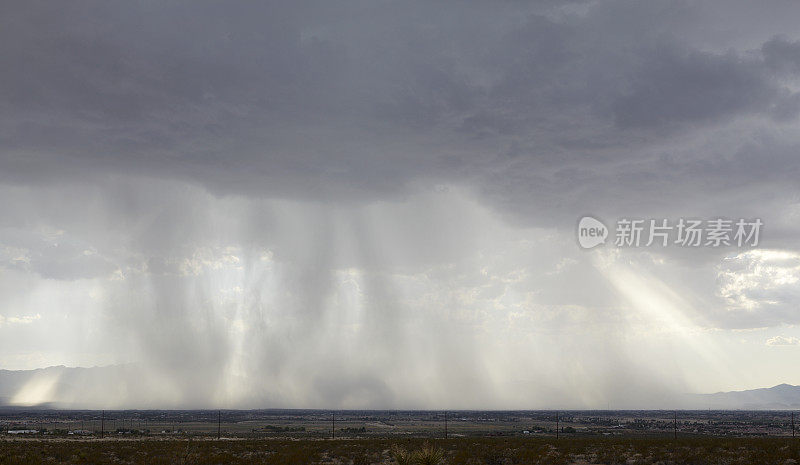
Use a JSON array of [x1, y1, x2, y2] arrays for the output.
[[2, 0, 800, 408]]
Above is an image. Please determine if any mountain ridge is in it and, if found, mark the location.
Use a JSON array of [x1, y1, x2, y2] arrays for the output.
[[0, 365, 798, 410]]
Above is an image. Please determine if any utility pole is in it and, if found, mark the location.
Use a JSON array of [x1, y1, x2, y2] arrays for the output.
[[674, 411, 677, 440], [556, 411, 559, 439], [331, 413, 335, 440], [217, 410, 221, 439], [444, 411, 448, 439], [101, 410, 104, 439]]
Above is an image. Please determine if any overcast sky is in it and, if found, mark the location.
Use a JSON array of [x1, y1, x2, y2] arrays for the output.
[[2, 0, 800, 409]]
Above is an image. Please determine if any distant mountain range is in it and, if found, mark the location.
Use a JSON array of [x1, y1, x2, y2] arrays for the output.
[[0, 365, 143, 409], [684, 383, 800, 410], [1, 365, 800, 410]]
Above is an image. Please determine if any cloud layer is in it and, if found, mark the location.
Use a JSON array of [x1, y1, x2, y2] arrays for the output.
[[2, 0, 800, 408]]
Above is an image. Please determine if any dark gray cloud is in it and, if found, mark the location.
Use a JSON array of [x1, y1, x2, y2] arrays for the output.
[[2, 0, 798, 207], [763, 36, 800, 75], [612, 47, 778, 128]]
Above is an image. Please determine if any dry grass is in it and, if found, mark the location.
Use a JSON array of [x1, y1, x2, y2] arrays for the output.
[[1, 436, 799, 464]]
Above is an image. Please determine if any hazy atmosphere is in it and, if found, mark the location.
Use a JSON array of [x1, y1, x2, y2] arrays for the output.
[[2, 0, 800, 410]]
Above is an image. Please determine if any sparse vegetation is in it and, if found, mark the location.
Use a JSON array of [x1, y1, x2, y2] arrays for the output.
[[414, 442, 445, 465], [391, 444, 416, 465], [391, 442, 445, 465], [1, 437, 799, 464]]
